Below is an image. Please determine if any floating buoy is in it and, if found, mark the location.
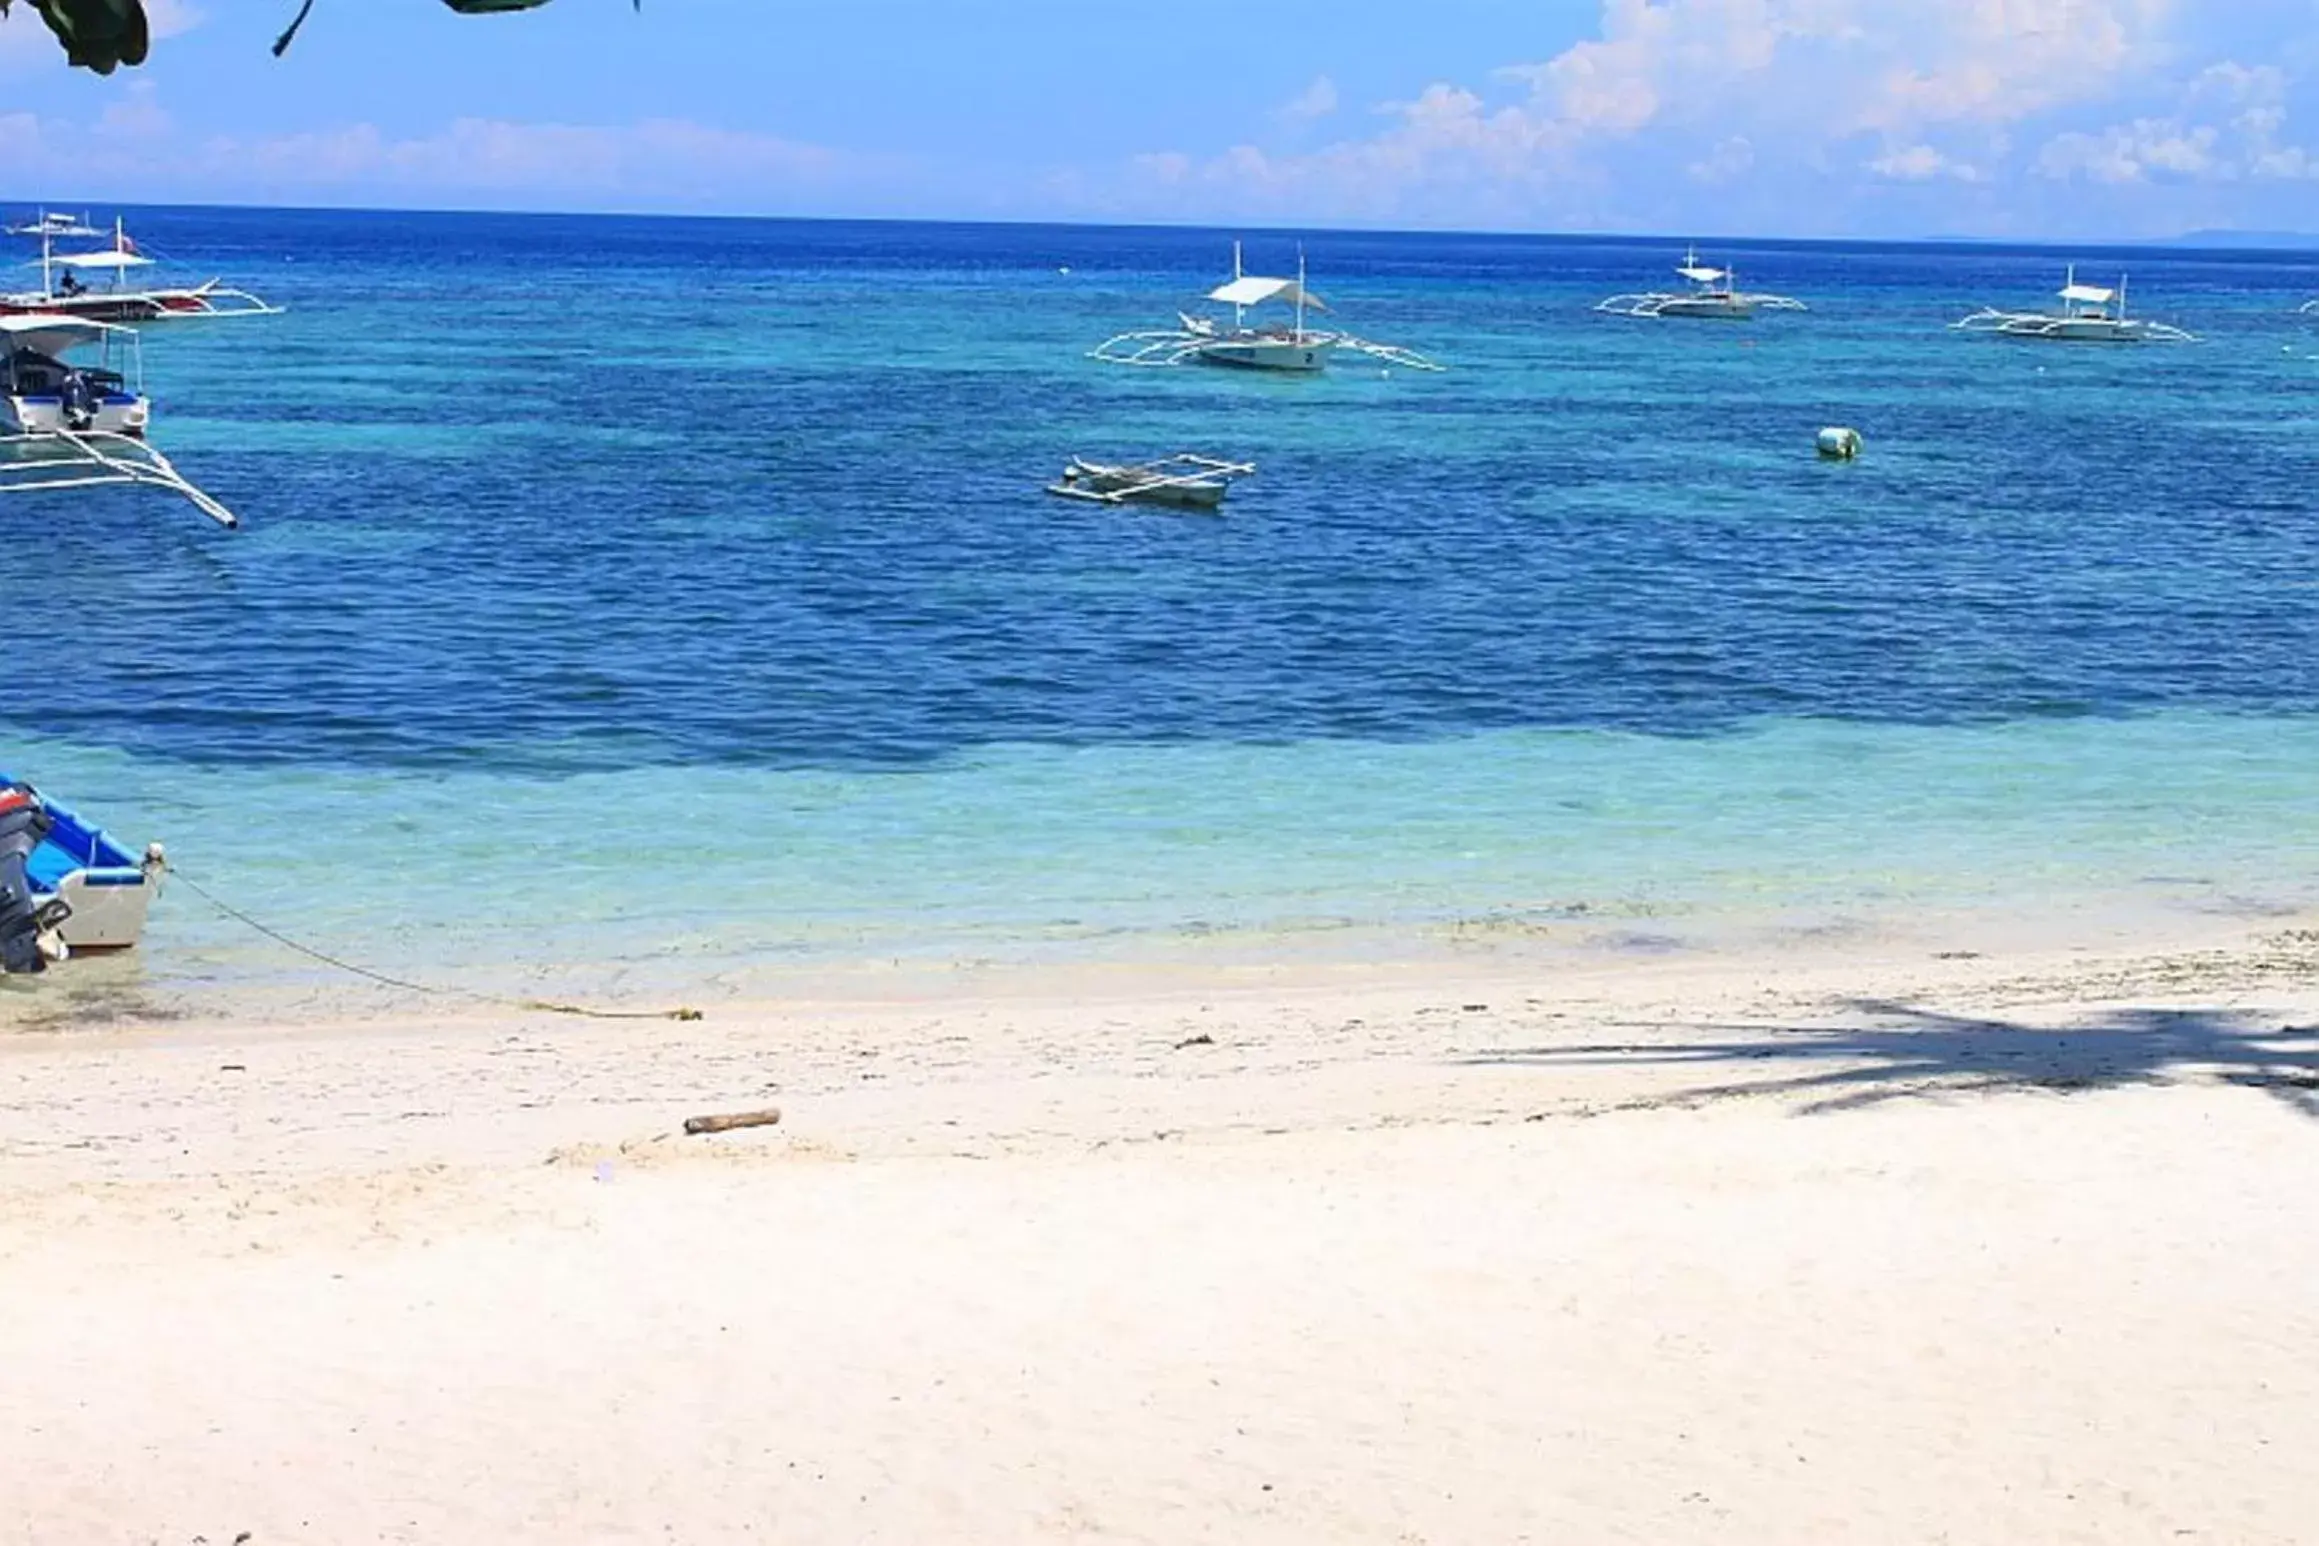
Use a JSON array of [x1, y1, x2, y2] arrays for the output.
[[1816, 426, 1863, 461]]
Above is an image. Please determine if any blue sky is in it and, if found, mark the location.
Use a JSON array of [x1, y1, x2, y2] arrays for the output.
[[5, 0, 2319, 238]]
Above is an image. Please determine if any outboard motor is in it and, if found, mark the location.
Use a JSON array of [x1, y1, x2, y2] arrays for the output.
[[0, 782, 69, 975], [58, 369, 96, 432]]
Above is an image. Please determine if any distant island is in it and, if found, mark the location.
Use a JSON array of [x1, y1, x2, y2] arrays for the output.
[[2167, 229, 2319, 250]]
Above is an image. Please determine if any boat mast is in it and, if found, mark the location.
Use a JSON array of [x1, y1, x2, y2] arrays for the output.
[[1296, 245, 1307, 341], [1232, 240, 1246, 331]]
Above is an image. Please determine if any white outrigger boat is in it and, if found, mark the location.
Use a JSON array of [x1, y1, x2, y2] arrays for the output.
[[4, 214, 279, 324], [1953, 268, 2193, 343], [1, 315, 240, 528], [1091, 244, 1442, 373], [5, 211, 102, 240], [1596, 246, 1805, 320], [1047, 453, 1255, 510]]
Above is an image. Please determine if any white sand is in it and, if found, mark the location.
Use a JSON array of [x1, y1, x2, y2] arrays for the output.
[[5, 919, 2319, 1543]]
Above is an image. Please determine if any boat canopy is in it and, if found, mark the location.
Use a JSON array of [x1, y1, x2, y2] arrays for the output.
[[51, 248, 155, 271], [0, 313, 123, 356], [1207, 275, 1327, 312], [1677, 264, 1728, 284], [2060, 282, 2116, 304]]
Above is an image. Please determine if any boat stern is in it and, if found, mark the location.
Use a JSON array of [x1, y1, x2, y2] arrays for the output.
[[14, 784, 164, 956]]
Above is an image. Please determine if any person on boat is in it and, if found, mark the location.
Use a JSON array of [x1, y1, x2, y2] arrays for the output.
[[55, 269, 84, 297]]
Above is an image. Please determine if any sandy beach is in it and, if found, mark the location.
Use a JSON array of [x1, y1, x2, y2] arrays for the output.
[[5, 915, 2319, 1543]]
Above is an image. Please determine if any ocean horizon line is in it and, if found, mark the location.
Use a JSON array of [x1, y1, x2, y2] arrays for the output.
[[12, 194, 2319, 260]]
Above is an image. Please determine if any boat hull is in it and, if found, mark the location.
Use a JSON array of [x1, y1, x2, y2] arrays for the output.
[[11, 781, 161, 954], [3, 392, 148, 437], [0, 287, 273, 324], [1194, 334, 1338, 373], [1995, 320, 2149, 343], [1648, 296, 1755, 320]]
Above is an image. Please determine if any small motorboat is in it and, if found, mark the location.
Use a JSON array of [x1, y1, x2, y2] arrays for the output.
[[0, 777, 166, 974], [1047, 454, 1256, 510]]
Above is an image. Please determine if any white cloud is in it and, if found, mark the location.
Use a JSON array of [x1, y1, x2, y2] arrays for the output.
[[1278, 75, 1340, 125], [1868, 143, 1983, 181], [1858, 0, 2173, 134], [1128, 0, 2187, 228], [2036, 59, 2319, 184], [1687, 135, 1755, 183], [0, 95, 897, 212], [147, 0, 204, 40]]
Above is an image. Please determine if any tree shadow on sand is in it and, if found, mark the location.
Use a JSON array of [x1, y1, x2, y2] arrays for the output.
[[1461, 1002, 2319, 1120]]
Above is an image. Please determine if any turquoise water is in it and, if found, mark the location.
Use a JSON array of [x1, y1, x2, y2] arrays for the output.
[[7, 210, 2319, 1010]]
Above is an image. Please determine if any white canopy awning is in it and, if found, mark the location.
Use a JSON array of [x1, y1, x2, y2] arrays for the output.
[[2059, 282, 2115, 303], [1677, 264, 1728, 284], [52, 249, 155, 270], [0, 313, 122, 355], [1207, 275, 1327, 312]]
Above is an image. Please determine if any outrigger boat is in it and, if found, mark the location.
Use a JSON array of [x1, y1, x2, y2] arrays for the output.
[[0, 777, 166, 974], [1596, 246, 1806, 320], [4, 214, 279, 323], [1091, 244, 1442, 373], [5, 211, 102, 240], [1047, 453, 1255, 510], [1, 315, 240, 528], [1953, 268, 2193, 343]]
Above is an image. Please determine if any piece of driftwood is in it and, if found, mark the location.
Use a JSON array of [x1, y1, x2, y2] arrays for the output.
[[683, 1107, 784, 1136]]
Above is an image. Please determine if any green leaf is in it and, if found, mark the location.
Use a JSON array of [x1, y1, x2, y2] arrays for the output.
[[0, 0, 151, 74]]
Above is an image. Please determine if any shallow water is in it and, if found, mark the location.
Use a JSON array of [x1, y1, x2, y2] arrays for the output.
[[6, 210, 2318, 1011]]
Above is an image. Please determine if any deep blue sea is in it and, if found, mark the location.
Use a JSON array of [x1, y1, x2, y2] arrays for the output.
[[6, 207, 2319, 1011]]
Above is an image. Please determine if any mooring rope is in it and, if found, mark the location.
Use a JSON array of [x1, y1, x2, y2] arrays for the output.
[[169, 868, 703, 1022]]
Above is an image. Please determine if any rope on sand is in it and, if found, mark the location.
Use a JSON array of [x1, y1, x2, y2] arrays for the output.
[[170, 868, 704, 1023]]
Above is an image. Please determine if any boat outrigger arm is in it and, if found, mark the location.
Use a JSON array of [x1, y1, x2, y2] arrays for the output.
[[0, 428, 239, 528], [1093, 320, 1445, 371]]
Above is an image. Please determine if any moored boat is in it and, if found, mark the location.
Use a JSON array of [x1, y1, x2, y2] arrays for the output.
[[1047, 453, 1255, 509], [0, 777, 165, 972], [1091, 244, 1442, 373], [1597, 246, 1807, 321], [3, 215, 279, 323], [1952, 267, 2193, 343], [1, 313, 241, 527]]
